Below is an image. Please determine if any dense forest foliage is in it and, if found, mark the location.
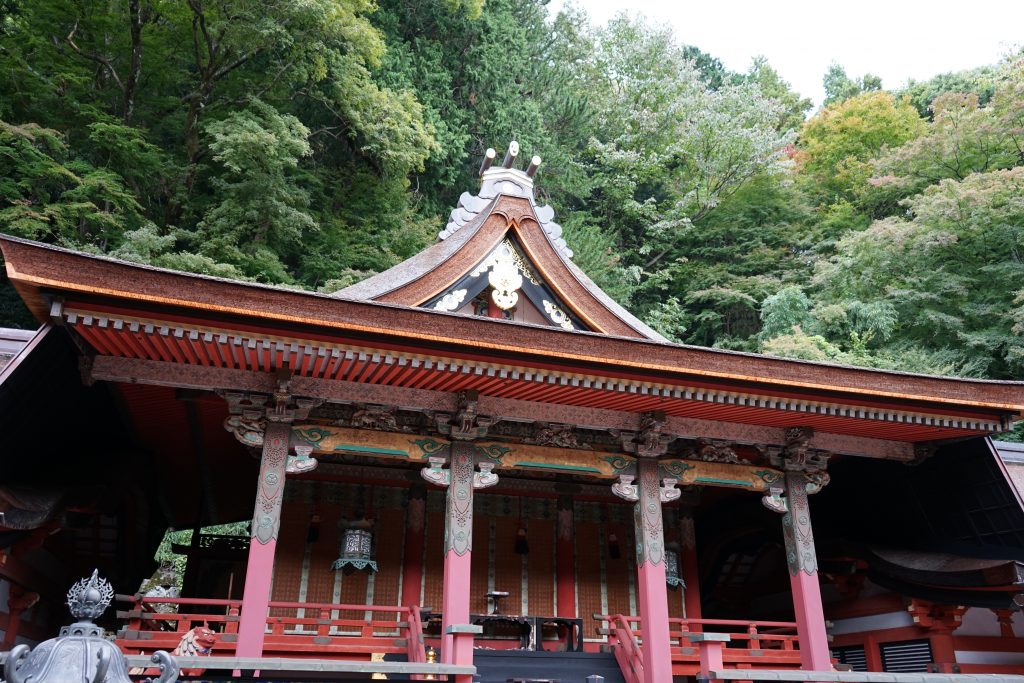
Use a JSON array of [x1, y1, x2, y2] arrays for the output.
[[1, 1, 1022, 400]]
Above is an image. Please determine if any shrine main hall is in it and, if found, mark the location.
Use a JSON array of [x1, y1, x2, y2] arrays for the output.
[[1, 144, 1023, 683]]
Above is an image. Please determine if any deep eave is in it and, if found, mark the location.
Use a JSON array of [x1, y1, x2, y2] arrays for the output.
[[3, 235, 1023, 443]]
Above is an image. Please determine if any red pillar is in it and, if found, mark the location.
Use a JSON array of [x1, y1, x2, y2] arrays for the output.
[[236, 421, 291, 659], [556, 495, 576, 618], [928, 627, 957, 673], [423, 441, 493, 683], [401, 485, 426, 608], [778, 471, 832, 672], [2, 587, 39, 649], [864, 633, 883, 672], [631, 460, 674, 683], [690, 633, 730, 678], [680, 513, 702, 623]]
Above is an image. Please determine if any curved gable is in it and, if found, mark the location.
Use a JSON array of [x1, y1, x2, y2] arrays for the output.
[[336, 143, 665, 341]]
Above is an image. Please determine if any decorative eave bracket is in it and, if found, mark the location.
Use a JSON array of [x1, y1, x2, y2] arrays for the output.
[[220, 377, 323, 474]]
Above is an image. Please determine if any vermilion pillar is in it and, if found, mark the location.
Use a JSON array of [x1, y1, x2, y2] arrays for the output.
[[422, 441, 495, 680], [614, 459, 676, 683], [236, 421, 291, 658], [680, 513, 703, 624], [774, 470, 832, 672], [929, 626, 957, 673], [556, 495, 576, 618], [401, 485, 427, 608], [2, 587, 39, 649]]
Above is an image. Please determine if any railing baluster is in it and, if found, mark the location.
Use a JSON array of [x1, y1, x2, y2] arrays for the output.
[[748, 623, 760, 652], [318, 609, 331, 637]]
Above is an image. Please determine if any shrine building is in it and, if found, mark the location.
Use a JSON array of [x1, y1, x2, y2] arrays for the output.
[[1, 143, 1024, 683]]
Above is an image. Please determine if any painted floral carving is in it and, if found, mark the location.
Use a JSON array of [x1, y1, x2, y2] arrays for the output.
[[349, 404, 403, 432], [252, 422, 290, 544], [530, 422, 588, 449], [633, 460, 666, 567], [781, 471, 818, 576]]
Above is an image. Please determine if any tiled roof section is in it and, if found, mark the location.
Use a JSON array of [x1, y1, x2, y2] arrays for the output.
[[994, 440, 1024, 504], [994, 439, 1024, 463], [562, 252, 665, 341], [0, 327, 33, 373]]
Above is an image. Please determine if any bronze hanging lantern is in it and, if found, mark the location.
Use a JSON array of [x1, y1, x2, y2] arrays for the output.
[[331, 518, 377, 573], [3, 570, 177, 683], [665, 544, 685, 589]]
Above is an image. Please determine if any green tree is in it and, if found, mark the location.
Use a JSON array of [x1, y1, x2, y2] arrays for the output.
[[822, 63, 882, 106], [0, 121, 149, 249], [812, 167, 1024, 378], [189, 100, 315, 282], [799, 91, 926, 203], [901, 65, 1001, 118], [747, 57, 812, 132]]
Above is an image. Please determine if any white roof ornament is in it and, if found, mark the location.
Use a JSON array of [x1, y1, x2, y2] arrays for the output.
[[488, 245, 523, 311], [439, 142, 573, 259], [502, 141, 519, 167]]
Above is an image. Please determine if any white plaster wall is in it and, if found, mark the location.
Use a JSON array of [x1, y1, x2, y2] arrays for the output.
[[955, 650, 1024, 665], [957, 607, 1001, 637], [829, 610, 914, 635], [957, 606, 1024, 638]]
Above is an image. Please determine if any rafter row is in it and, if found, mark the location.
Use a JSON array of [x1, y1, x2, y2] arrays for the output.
[[64, 309, 1003, 435]]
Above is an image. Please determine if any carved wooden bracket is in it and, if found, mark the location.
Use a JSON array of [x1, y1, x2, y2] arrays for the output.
[[762, 485, 788, 514], [766, 428, 831, 497], [222, 385, 323, 474], [611, 473, 680, 503], [908, 599, 968, 631], [419, 454, 499, 490], [615, 411, 674, 458], [219, 389, 322, 423], [435, 390, 495, 441], [611, 474, 638, 501]]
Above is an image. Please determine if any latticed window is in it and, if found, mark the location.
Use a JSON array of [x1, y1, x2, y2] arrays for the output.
[[880, 639, 933, 673], [831, 645, 868, 672]]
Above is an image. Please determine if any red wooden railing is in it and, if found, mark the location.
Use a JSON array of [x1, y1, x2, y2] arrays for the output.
[[597, 614, 803, 683], [116, 595, 427, 662], [406, 604, 428, 679], [670, 617, 800, 653], [604, 614, 644, 683]]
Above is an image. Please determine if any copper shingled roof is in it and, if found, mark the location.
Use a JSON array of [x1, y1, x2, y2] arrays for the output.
[[336, 147, 666, 341], [2, 232, 1024, 452]]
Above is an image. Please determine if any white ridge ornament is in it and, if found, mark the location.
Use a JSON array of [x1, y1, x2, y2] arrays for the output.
[[488, 244, 523, 311]]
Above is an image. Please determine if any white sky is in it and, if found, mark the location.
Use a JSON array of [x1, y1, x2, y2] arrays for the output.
[[550, 0, 1024, 109]]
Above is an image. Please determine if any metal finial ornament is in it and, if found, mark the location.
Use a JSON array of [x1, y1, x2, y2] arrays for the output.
[[67, 569, 114, 620], [2, 570, 178, 683]]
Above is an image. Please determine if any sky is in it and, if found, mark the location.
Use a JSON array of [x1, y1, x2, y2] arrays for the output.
[[549, 0, 1024, 108]]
